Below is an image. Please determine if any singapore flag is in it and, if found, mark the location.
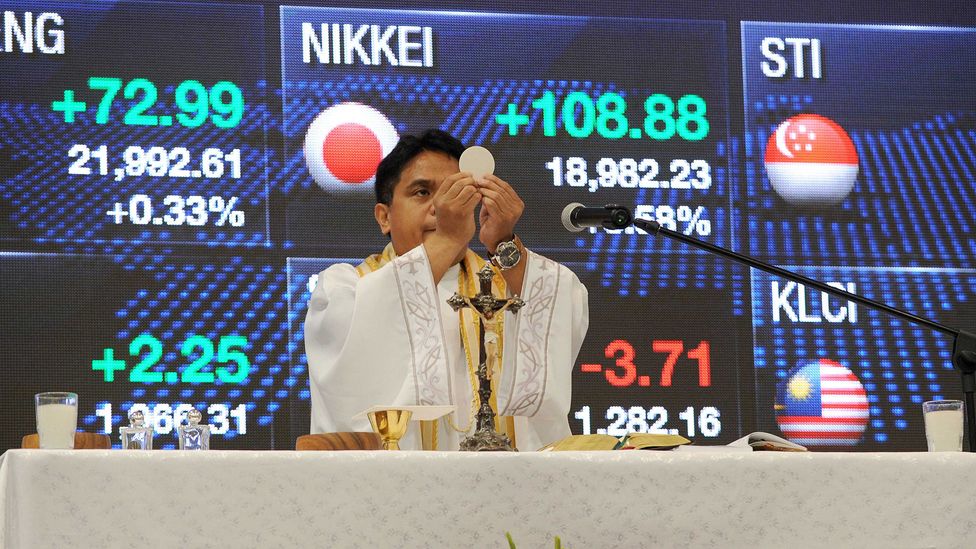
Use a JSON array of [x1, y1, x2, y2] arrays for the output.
[[764, 114, 859, 206]]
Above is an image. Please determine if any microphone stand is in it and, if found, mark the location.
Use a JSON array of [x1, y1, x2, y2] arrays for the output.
[[633, 217, 976, 452]]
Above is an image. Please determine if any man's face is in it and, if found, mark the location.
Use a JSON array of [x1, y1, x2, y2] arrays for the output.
[[374, 150, 461, 256]]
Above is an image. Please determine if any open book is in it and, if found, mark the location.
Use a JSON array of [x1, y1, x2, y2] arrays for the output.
[[540, 433, 691, 451], [676, 431, 807, 452], [540, 431, 806, 452], [727, 431, 807, 451]]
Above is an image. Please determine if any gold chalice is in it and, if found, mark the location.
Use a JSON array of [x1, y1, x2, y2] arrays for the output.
[[367, 409, 413, 450]]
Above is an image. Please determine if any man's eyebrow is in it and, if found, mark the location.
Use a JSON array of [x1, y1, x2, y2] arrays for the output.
[[405, 179, 434, 190]]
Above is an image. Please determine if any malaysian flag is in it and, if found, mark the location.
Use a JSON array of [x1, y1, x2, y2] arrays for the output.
[[775, 359, 869, 446]]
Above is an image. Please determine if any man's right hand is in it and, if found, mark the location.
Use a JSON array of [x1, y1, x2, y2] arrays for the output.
[[424, 172, 479, 282], [433, 172, 479, 245]]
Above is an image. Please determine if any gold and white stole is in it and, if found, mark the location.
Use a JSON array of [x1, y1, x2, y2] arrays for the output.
[[355, 243, 516, 449]]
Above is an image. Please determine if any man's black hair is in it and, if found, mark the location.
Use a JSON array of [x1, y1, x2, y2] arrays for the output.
[[374, 129, 465, 205]]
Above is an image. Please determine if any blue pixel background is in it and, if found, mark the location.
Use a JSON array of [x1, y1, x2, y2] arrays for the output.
[[280, 7, 732, 262], [0, 252, 289, 449], [0, 0, 285, 451], [741, 23, 976, 266], [741, 22, 976, 448], [0, 1, 270, 247], [2, 2, 976, 453], [751, 267, 975, 449]]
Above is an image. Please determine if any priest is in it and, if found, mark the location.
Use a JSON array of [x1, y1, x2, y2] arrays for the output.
[[304, 129, 589, 450]]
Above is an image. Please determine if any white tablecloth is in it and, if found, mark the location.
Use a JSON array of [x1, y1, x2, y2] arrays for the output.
[[1, 449, 974, 548]]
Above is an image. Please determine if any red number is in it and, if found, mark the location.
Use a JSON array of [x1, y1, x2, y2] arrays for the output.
[[687, 340, 712, 387], [604, 339, 637, 387], [652, 340, 683, 387]]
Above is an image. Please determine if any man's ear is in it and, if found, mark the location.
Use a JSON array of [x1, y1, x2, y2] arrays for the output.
[[374, 203, 391, 235]]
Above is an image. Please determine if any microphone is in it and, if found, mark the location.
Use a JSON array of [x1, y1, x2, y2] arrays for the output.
[[561, 203, 633, 232]]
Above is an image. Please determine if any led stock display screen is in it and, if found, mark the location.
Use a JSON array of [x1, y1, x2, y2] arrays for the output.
[[1, 0, 974, 451]]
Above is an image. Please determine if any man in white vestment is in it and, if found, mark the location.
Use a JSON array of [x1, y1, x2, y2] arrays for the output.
[[304, 130, 588, 450]]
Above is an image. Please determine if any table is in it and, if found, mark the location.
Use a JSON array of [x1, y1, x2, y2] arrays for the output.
[[2, 449, 974, 548]]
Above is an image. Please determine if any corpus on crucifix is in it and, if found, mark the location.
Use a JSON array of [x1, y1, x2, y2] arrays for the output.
[[447, 263, 525, 451]]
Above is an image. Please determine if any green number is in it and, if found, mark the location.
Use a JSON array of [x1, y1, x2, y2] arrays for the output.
[[122, 78, 159, 126], [88, 77, 122, 124], [595, 92, 628, 139], [181, 335, 215, 383], [676, 94, 709, 141], [128, 334, 164, 383], [643, 94, 675, 140], [175, 80, 209, 128], [530, 90, 557, 137], [216, 335, 250, 384], [561, 92, 595, 138], [209, 81, 244, 128]]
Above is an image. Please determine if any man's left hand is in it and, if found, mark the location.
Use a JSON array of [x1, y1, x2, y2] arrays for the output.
[[477, 174, 524, 253]]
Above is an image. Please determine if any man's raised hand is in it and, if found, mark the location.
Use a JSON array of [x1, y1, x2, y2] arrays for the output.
[[433, 172, 480, 246], [477, 174, 524, 253]]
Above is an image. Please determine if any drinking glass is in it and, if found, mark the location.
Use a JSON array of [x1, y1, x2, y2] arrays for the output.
[[922, 400, 964, 452], [35, 392, 78, 449]]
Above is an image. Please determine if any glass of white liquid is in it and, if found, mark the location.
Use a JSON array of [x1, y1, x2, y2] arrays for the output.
[[35, 392, 78, 449], [922, 400, 964, 452]]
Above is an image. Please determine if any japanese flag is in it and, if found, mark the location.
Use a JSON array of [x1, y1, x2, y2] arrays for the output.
[[303, 102, 398, 192]]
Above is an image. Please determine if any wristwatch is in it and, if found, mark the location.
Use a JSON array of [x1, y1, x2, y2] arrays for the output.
[[491, 236, 522, 271]]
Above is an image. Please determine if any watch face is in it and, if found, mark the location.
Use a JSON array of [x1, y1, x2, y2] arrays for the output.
[[495, 241, 521, 268]]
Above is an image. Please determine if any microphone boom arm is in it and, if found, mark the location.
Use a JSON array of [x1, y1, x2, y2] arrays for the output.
[[633, 217, 976, 451]]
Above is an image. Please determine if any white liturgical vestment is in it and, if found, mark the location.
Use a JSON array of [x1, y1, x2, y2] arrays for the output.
[[304, 243, 588, 451]]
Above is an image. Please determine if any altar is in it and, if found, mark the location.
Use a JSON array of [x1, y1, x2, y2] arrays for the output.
[[1, 449, 972, 547]]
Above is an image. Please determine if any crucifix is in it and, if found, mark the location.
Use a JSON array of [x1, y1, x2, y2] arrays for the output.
[[447, 262, 524, 451]]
